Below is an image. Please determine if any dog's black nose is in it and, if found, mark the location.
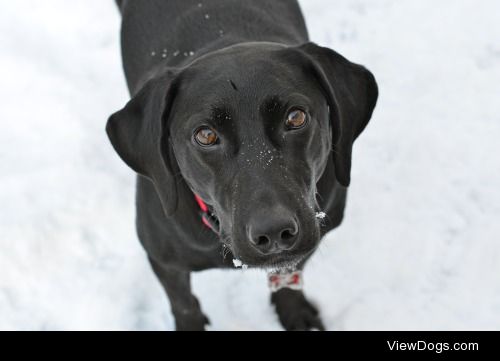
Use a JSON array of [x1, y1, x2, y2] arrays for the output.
[[248, 211, 299, 254]]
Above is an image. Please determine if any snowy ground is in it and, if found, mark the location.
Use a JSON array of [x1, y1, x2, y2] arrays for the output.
[[1, 0, 499, 330]]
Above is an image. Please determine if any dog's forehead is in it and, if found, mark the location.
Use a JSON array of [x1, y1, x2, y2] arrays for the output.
[[179, 43, 309, 98]]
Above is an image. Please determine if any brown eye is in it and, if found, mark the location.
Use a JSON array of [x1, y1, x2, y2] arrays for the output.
[[194, 126, 218, 146], [285, 109, 307, 129]]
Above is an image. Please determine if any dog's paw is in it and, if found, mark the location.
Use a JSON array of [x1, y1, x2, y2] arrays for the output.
[[271, 288, 325, 331], [175, 312, 210, 331]]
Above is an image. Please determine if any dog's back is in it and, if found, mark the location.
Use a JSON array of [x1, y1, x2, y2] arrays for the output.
[[116, 0, 309, 92]]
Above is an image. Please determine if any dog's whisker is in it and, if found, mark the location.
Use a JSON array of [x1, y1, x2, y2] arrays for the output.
[[330, 147, 341, 156]]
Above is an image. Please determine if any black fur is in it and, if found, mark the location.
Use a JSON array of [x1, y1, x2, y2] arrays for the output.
[[107, 0, 378, 330]]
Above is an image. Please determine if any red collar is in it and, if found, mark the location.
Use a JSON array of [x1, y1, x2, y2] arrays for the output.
[[194, 194, 220, 234]]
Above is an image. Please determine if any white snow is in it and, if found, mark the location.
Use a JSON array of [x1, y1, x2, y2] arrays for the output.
[[1, 0, 500, 330], [315, 212, 326, 219], [232, 259, 243, 268], [232, 259, 248, 270]]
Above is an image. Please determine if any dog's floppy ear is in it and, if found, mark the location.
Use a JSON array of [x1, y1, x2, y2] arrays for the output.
[[294, 43, 378, 186], [106, 70, 180, 216]]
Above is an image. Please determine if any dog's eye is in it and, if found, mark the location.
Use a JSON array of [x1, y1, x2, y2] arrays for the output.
[[194, 126, 218, 147], [285, 109, 307, 129]]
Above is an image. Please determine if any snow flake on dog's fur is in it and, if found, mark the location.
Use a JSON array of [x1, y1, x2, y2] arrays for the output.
[[315, 212, 326, 219]]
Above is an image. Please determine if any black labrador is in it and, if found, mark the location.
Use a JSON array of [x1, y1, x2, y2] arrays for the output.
[[107, 0, 378, 331]]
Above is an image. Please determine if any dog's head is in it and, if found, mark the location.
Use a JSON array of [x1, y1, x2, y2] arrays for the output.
[[107, 42, 378, 268]]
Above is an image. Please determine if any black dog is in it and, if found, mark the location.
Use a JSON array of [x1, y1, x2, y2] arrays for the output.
[[107, 0, 378, 331]]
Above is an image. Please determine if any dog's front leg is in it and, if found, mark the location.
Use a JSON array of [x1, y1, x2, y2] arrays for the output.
[[269, 268, 325, 331], [271, 288, 325, 331], [149, 258, 209, 331]]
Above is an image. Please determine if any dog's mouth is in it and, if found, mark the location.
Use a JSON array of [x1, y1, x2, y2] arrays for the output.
[[258, 252, 309, 271], [229, 245, 316, 271]]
